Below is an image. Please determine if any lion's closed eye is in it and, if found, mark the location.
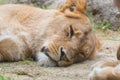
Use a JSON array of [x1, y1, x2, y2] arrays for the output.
[[69, 25, 74, 38], [64, 25, 74, 38], [67, 25, 82, 38]]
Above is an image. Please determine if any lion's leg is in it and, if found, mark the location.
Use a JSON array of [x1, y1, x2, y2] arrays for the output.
[[65, 10, 83, 18], [99, 61, 119, 67], [76, 0, 86, 13], [65, 12, 80, 18], [64, 9, 85, 19], [59, 3, 71, 12], [89, 66, 114, 80], [113, 64, 120, 79], [91, 61, 119, 70], [0, 38, 21, 62], [89, 61, 119, 80]]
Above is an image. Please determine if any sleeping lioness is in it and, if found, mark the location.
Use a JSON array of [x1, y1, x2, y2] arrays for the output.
[[0, 4, 100, 67]]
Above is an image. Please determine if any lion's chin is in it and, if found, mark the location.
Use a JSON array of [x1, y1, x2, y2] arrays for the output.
[[36, 52, 57, 67]]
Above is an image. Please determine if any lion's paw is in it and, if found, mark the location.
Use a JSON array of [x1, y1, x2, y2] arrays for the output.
[[36, 52, 57, 67]]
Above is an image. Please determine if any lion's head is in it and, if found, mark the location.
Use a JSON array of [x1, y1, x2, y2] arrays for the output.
[[37, 23, 99, 67]]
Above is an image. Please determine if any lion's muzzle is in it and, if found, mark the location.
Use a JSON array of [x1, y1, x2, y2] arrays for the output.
[[37, 46, 71, 67]]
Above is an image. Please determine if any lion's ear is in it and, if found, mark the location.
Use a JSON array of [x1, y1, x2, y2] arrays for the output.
[[69, 25, 74, 38]]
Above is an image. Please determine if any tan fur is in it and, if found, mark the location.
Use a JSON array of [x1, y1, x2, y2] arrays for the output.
[[0, 4, 100, 67], [114, 0, 120, 11], [59, 0, 86, 18], [117, 46, 120, 60], [89, 46, 120, 80]]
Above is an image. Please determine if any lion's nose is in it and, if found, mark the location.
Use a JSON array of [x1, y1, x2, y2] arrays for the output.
[[41, 46, 49, 53], [41, 46, 46, 52], [60, 47, 69, 61]]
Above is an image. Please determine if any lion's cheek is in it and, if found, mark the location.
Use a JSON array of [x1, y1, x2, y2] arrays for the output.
[[36, 52, 57, 67]]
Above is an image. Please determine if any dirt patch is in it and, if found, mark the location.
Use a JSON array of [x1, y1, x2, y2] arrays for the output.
[[0, 30, 120, 80]]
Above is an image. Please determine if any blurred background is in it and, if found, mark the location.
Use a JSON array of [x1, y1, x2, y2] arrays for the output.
[[0, 0, 120, 31]]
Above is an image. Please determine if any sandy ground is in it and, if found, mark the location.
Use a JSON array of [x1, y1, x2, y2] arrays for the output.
[[0, 30, 120, 80]]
